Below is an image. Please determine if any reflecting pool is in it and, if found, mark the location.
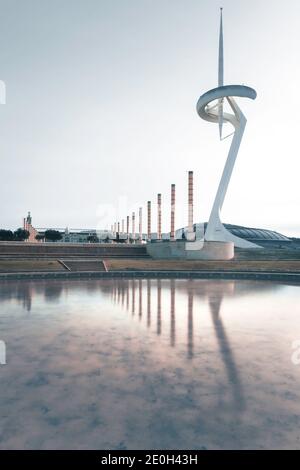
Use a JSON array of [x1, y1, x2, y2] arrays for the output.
[[0, 279, 300, 449]]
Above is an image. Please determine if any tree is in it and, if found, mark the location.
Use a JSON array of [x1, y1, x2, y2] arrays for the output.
[[44, 230, 62, 242], [13, 228, 30, 241], [87, 234, 99, 243], [0, 229, 14, 241], [35, 234, 45, 241]]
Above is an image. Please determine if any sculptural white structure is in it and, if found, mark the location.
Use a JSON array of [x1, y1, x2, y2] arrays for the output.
[[197, 8, 260, 249]]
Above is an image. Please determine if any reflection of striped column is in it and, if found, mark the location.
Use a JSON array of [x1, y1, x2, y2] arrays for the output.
[[126, 216, 129, 243], [139, 279, 142, 319], [111, 224, 113, 233], [132, 212, 135, 243], [157, 279, 161, 335], [188, 289, 194, 359], [139, 207, 142, 243], [147, 279, 151, 327], [126, 280, 129, 310], [170, 279, 175, 347], [122, 219, 124, 234], [147, 201, 151, 241], [131, 280, 135, 315], [121, 283, 125, 307], [117, 281, 121, 304], [117, 222, 120, 234], [113, 282, 116, 303], [170, 184, 175, 241], [114, 222, 116, 234], [157, 193, 162, 240]]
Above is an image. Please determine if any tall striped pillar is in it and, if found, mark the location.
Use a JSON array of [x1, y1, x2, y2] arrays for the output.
[[147, 201, 151, 241], [187, 170, 195, 241], [132, 212, 135, 243], [122, 219, 124, 234], [139, 207, 142, 243], [126, 216, 130, 243], [117, 222, 120, 234], [170, 184, 176, 241], [157, 193, 162, 241]]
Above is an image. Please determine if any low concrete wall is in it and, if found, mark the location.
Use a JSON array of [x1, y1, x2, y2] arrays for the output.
[[146, 240, 234, 260], [0, 270, 299, 283], [0, 242, 148, 258]]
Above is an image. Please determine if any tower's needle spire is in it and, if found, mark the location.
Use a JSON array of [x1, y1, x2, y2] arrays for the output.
[[218, 7, 224, 139], [218, 7, 224, 87]]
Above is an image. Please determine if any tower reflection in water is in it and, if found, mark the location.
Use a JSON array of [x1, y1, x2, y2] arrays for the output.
[[0, 277, 286, 417], [113, 279, 227, 359], [111, 278, 246, 410]]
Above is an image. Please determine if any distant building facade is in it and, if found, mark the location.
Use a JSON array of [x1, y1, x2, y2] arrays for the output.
[[23, 212, 39, 243], [21, 212, 293, 247], [36, 227, 113, 243]]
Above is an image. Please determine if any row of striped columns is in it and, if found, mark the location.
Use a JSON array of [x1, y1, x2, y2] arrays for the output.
[[113, 170, 194, 243], [112, 211, 142, 243], [147, 185, 176, 241]]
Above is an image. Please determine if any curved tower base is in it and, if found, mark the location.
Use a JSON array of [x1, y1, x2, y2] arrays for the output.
[[147, 240, 234, 260], [205, 218, 261, 249]]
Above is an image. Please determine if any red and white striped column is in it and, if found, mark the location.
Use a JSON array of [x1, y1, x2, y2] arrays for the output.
[[170, 184, 176, 241], [132, 212, 135, 243], [126, 216, 130, 243], [157, 193, 162, 241], [187, 170, 195, 241], [147, 201, 151, 241], [139, 207, 142, 243]]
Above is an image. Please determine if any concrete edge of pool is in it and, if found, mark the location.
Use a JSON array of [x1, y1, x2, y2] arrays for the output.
[[0, 270, 299, 283]]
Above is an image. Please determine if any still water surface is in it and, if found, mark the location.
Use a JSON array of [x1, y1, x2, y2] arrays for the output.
[[0, 279, 300, 449]]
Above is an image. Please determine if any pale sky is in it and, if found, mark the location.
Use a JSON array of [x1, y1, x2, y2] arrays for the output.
[[0, 0, 299, 236]]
